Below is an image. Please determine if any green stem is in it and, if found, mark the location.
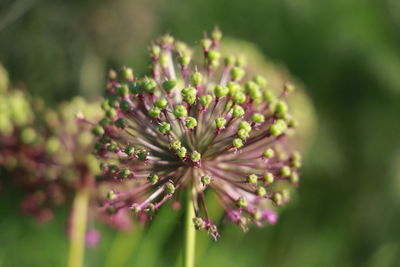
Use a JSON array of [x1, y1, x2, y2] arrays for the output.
[[68, 189, 89, 267], [184, 185, 196, 267]]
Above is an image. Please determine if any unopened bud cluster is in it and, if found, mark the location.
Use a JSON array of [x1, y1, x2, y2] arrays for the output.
[[93, 28, 302, 238]]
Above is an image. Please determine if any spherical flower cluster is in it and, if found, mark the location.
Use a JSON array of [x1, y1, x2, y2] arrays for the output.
[[93, 29, 303, 238]]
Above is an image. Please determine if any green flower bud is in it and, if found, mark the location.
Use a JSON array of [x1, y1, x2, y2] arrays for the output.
[[107, 142, 117, 152], [122, 67, 134, 81], [190, 72, 203, 86], [256, 186, 266, 197], [215, 117, 227, 129], [158, 122, 171, 133], [124, 146, 135, 156], [190, 151, 201, 162], [165, 182, 175, 194], [275, 100, 288, 117], [136, 148, 148, 160], [237, 128, 249, 140], [154, 98, 168, 109], [148, 106, 161, 118], [284, 82, 295, 92], [170, 140, 181, 151], [247, 174, 258, 184], [253, 75, 268, 87], [177, 147, 187, 158], [117, 84, 129, 96], [273, 192, 283, 205], [120, 168, 131, 178], [207, 50, 221, 61], [214, 85, 229, 98], [114, 118, 125, 129], [236, 196, 247, 207], [230, 67, 245, 81], [173, 105, 187, 118], [162, 79, 177, 93], [120, 100, 131, 111], [193, 217, 205, 230], [227, 81, 242, 95], [150, 45, 161, 58], [147, 174, 159, 183], [107, 190, 117, 200], [144, 79, 157, 93], [199, 95, 212, 108], [232, 138, 243, 148], [185, 117, 197, 129], [232, 105, 245, 117], [280, 166, 291, 177], [46, 137, 60, 154], [179, 55, 191, 66], [201, 175, 211, 186], [92, 125, 105, 136], [263, 148, 274, 158], [269, 119, 288, 136], [224, 55, 236, 66], [289, 172, 299, 183], [263, 172, 274, 184], [252, 113, 265, 123], [233, 91, 246, 104], [263, 90, 274, 102], [211, 27, 222, 41], [182, 87, 197, 96], [105, 108, 117, 119], [239, 121, 252, 132], [201, 38, 212, 51], [236, 55, 247, 67]]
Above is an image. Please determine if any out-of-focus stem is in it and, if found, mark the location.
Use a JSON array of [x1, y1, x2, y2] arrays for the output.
[[68, 189, 89, 267], [184, 183, 196, 267]]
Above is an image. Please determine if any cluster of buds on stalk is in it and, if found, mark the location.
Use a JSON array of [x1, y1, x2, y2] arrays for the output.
[[93, 28, 303, 239]]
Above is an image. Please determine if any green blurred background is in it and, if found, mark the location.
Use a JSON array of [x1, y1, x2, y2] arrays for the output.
[[1, 0, 400, 266]]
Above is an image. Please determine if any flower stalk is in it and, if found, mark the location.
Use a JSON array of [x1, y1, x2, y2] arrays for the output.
[[68, 189, 89, 267], [184, 178, 196, 267]]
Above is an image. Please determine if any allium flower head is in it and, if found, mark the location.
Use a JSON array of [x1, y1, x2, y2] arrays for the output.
[[94, 29, 303, 238]]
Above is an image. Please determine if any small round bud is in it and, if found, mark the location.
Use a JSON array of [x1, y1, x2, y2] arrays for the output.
[[284, 82, 295, 92], [237, 128, 249, 140], [105, 108, 117, 119], [207, 50, 221, 61], [190, 72, 203, 86], [215, 117, 227, 129], [173, 105, 188, 118], [147, 174, 159, 183], [273, 192, 283, 205], [199, 95, 212, 108], [247, 174, 258, 184], [177, 147, 187, 158], [107, 190, 117, 200], [165, 182, 175, 194], [239, 121, 252, 132], [263, 172, 274, 184], [160, 34, 174, 47], [120, 100, 131, 111], [252, 113, 265, 123], [201, 38, 212, 51], [120, 168, 131, 178], [122, 67, 134, 81], [124, 146, 135, 156], [191, 151, 201, 162], [211, 27, 222, 41], [233, 91, 246, 104], [236, 55, 247, 67], [275, 100, 288, 118], [170, 140, 181, 151], [148, 106, 161, 118], [232, 138, 243, 148], [201, 175, 211, 186], [253, 75, 268, 87], [289, 172, 299, 184], [162, 79, 177, 93], [143, 79, 157, 93], [230, 67, 245, 81], [193, 217, 205, 230], [117, 84, 129, 96], [236, 197, 247, 207], [154, 98, 168, 109], [158, 122, 171, 133], [263, 90, 274, 102], [232, 105, 245, 117], [256, 186, 267, 197], [185, 117, 197, 129], [179, 55, 191, 66], [136, 149, 148, 160], [263, 148, 274, 158], [114, 118, 125, 129], [150, 45, 161, 58], [227, 81, 242, 95], [92, 125, 104, 136], [214, 85, 229, 98], [280, 166, 291, 177], [224, 55, 236, 66], [107, 142, 117, 152], [269, 119, 288, 136]]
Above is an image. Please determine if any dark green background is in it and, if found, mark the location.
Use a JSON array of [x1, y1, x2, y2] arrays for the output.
[[1, 0, 400, 266]]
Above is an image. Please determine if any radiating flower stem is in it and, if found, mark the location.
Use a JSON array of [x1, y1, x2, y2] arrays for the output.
[[68, 189, 89, 267], [184, 182, 196, 267]]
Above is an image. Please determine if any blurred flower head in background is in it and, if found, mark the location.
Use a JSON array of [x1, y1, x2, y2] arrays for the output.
[[93, 29, 305, 239]]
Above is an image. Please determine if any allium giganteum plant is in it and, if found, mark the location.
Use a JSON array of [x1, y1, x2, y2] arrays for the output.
[[93, 28, 303, 266]]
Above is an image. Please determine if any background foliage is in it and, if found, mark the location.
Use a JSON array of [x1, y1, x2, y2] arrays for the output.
[[1, 0, 400, 266]]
